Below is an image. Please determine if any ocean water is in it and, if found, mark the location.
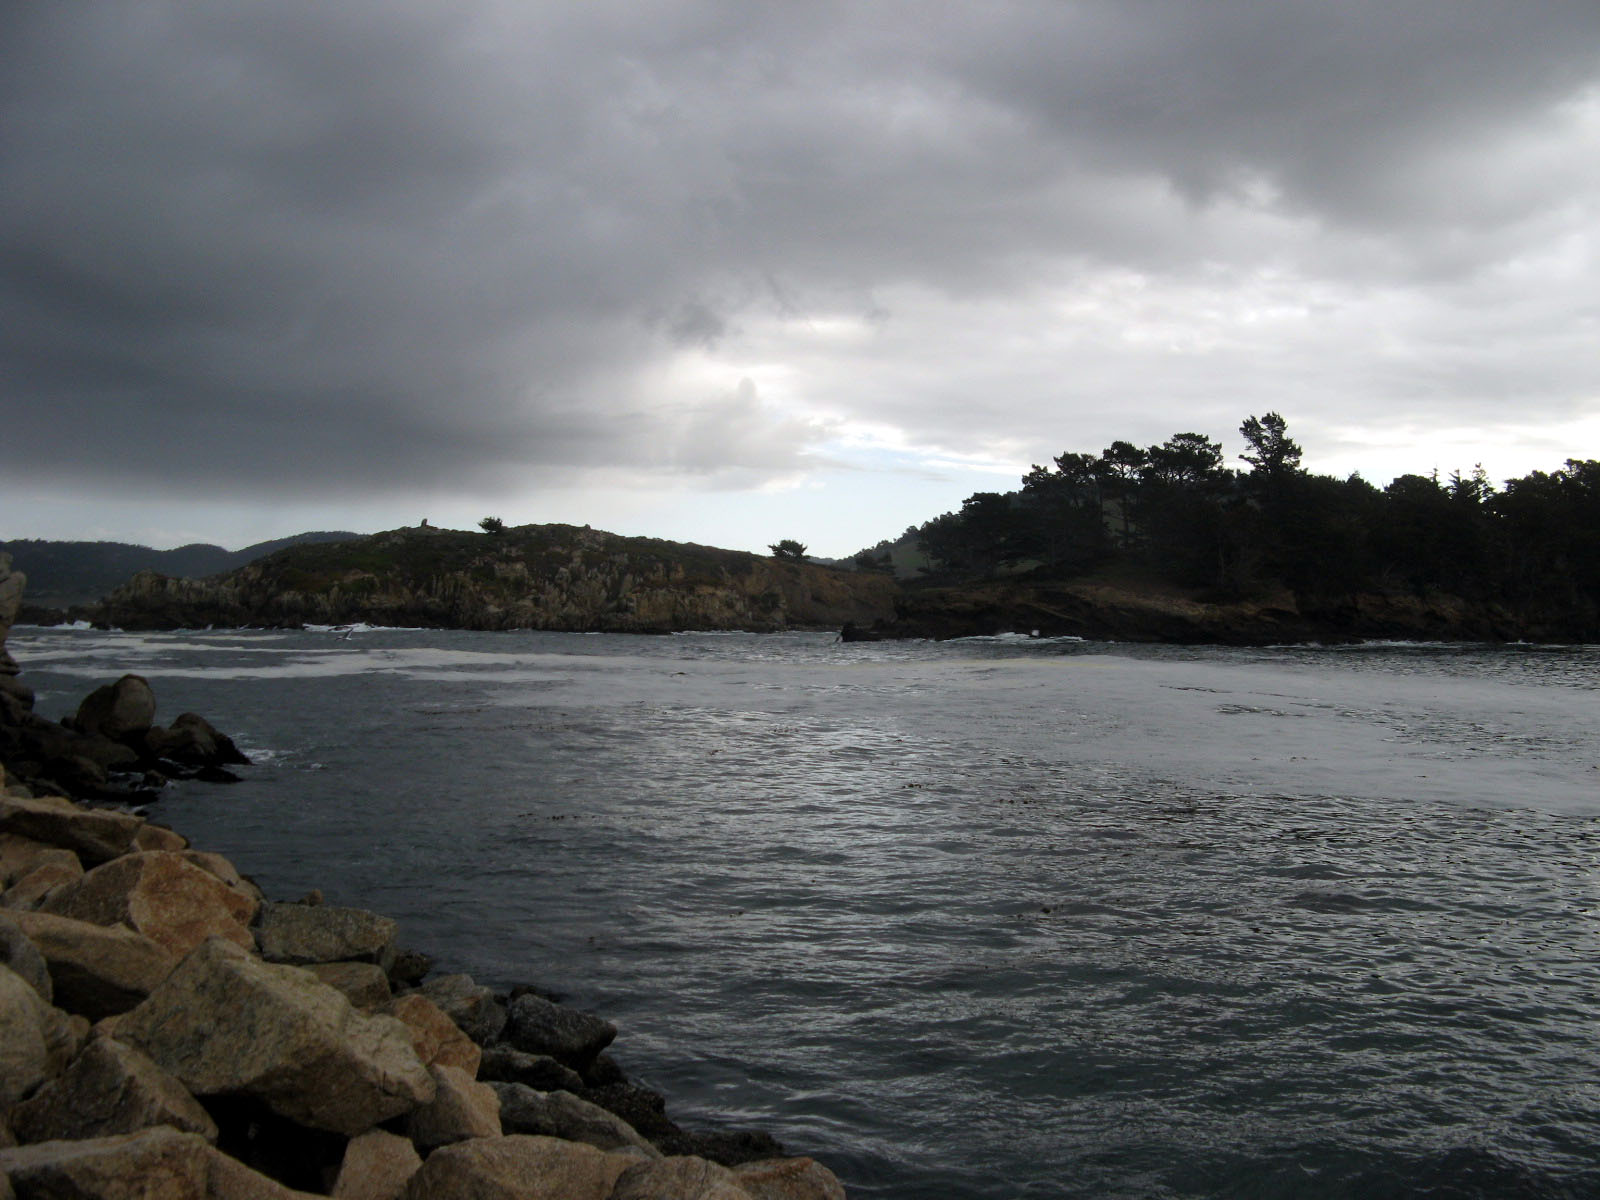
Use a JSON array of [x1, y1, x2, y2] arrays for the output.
[[10, 626, 1600, 1199]]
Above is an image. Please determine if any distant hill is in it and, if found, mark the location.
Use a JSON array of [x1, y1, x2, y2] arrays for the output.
[[1, 531, 361, 607], [89, 523, 900, 633]]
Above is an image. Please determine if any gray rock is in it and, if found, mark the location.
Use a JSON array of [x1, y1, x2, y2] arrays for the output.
[[491, 1082, 660, 1157], [610, 1155, 751, 1200], [417, 972, 506, 1045], [0, 793, 143, 865], [405, 1064, 501, 1151], [502, 992, 616, 1066], [73, 675, 158, 743], [0, 910, 51, 1002], [478, 1044, 585, 1093], [11, 910, 177, 1020], [0, 963, 76, 1107], [307, 961, 392, 1010], [397, 1135, 636, 1200], [255, 900, 397, 970], [9, 1035, 219, 1144]]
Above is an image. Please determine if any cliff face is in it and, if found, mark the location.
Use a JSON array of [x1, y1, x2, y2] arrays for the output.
[[91, 524, 901, 633]]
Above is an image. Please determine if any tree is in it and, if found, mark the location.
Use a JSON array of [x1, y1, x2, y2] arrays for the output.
[[479, 516, 505, 534], [1239, 413, 1303, 480], [769, 539, 809, 561]]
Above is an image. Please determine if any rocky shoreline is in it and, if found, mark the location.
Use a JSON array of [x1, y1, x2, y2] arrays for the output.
[[0, 554, 847, 1199]]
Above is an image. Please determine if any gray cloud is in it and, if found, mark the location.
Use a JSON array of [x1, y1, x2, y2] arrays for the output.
[[2, 1, 1598, 517]]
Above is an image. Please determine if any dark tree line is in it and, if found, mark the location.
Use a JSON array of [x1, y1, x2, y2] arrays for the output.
[[915, 414, 1600, 616]]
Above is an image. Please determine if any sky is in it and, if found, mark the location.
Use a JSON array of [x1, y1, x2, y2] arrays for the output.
[[3, 2, 1599, 558]]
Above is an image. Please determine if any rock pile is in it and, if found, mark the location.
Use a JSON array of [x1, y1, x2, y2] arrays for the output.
[[0, 556, 251, 801], [0, 781, 848, 1199]]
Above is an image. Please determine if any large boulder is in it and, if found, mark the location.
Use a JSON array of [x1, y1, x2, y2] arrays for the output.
[[331, 1129, 422, 1200], [416, 973, 506, 1045], [0, 911, 52, 1002], [11, 910, 177, 1020], [8, 1035, 219, 1145], [405, 1064, 501, 1151], [0, 964, 78, 1106], [111, 938, 434, 1136], [73, 675, 158, 744], [0, 1127, 322, 1200], [0, 793, 143, 865], [145, 713, 250, 768], [308, 962, 392, 1011], [490, 1082, 659, 1158], [610, 1156, 753, 1200], [397, 1135, 637, 1200], [1, 848, 83, 911], [254, 901, 397, 970], [732, 1158, 848, 1200], [389, 992, 481, 1075], [42, 851, 257, 957], [501, 992, 616, 1067]]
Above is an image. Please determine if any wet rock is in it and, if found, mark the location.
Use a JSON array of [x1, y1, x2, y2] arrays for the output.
[[732, 1157, 848, 1200], [0, 792, 143, 865], [42, 851, 257, 957], [582, 1050, 628, 1087], [405, 1064, 501, 1151], [133, 823, 189, 852], [0, 1126, 321, 1200], [490, 1082, 660, 1158], [73, 675, 158, 743], [0, 963, 78, 1106], [610, 1155, 752, 1200], [389, 992, 481, 1074], [112, 937, 434, 1136], [0, 911, 52, 1001], [254, 900, 397, 970], [307, 961, 392, 1010], [144, 712, 251, 768], [1, 848, 82, 910], [397, 1134, 636, 1200], [386, 947, 432, 990], [331, 1129, 422, 1200], [11, 910, 176, 1020], [477, 1044, 585, 1093], [417, 972, 506, 1045], [8, 1034, 219, 1144], [501, 992, 616, 1067]]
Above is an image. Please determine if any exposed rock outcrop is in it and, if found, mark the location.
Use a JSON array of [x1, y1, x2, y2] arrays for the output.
[[90, 524, 900, 633]]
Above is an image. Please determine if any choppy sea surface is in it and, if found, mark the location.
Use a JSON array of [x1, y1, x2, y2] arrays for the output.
[[11, 626, 1600, 1199]]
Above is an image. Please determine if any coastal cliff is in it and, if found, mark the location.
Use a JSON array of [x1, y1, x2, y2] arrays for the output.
[[90, 524, 899, 633]]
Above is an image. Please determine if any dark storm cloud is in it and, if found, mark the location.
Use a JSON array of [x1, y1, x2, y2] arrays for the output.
[[3, 1, 1598, 500]]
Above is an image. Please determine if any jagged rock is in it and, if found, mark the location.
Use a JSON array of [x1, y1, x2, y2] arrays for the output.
[[389, 992, 481, 1074], [732, 1158, 848, 1200], [73, 675, 158, 743], [417, 973, 507, 1045], [307, 961, 392, 1010], [405, 1064, 501, 1151], [583, 1051, 628, 1087], [1, 848, 82, 910], [0, 964, 79, 1106], [0, 793, 142, 865], [397, 1134, 637, 1200], [386, 947, 432, 990], [610, 1155, 753, 1200], [8, 1035, 219, 1144], [143, 712, 250, 768], [0, 1126, 321, 1199], [112, 938, 434, 1136], [0, 911, 52, 1002], [133, 823, 188, 852], [254, 900, 396, 970], [11, 910, 176, 1019], [42, 851, 257, 957], [331, 1129, 422, 1200], [501, 992, 616, 1066], [478, 1044, 585, 1093], [490, 1082, 660, 1158], [0, 834, 60, 885]]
